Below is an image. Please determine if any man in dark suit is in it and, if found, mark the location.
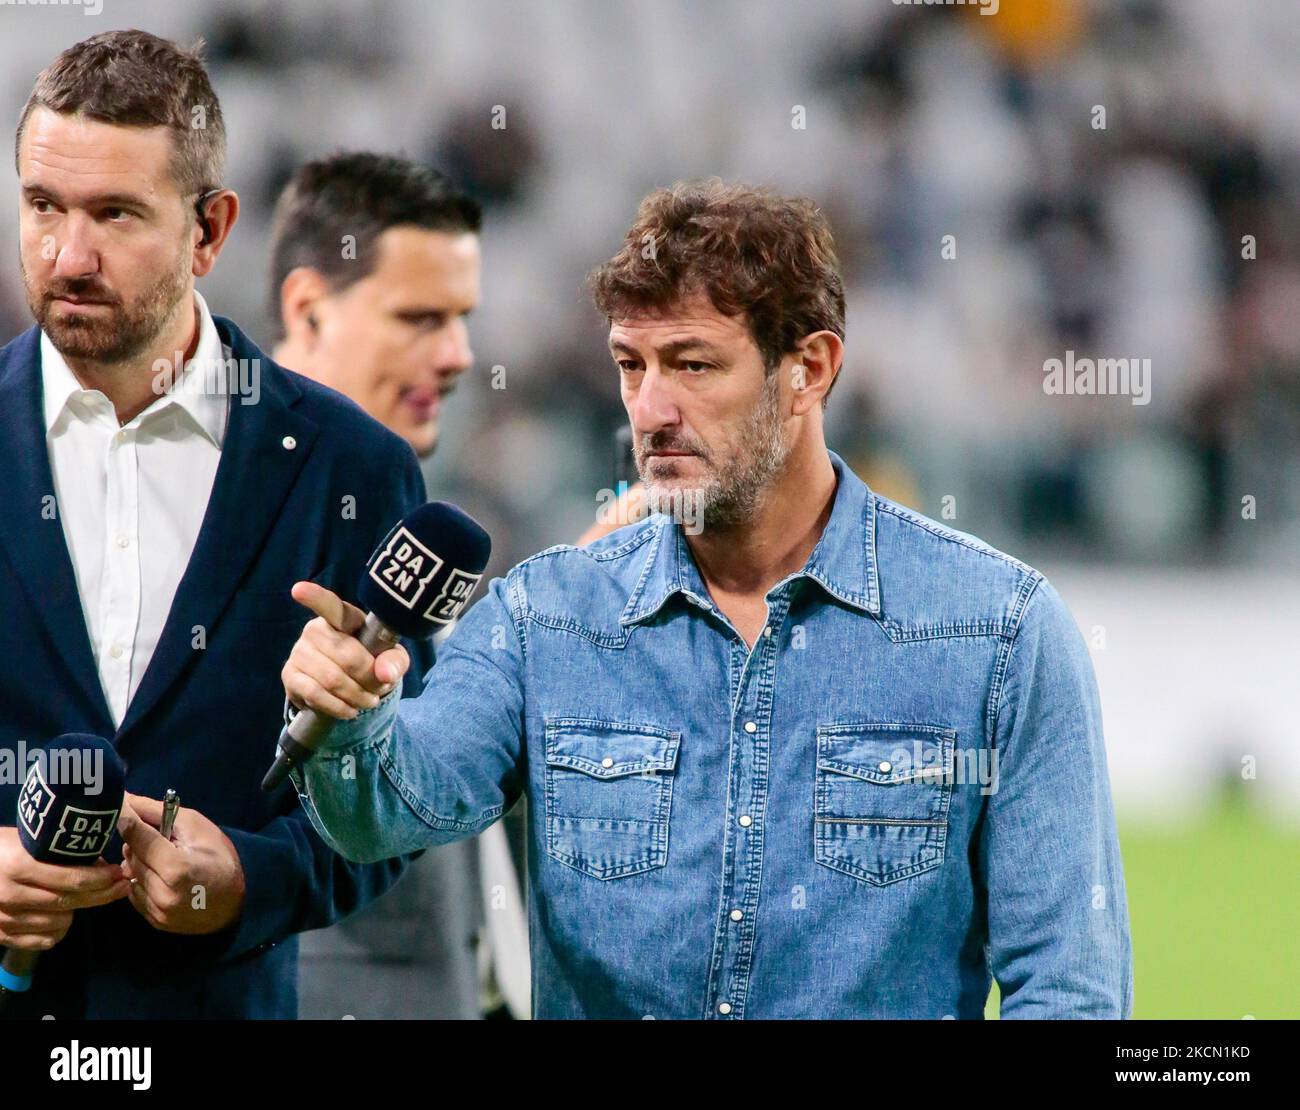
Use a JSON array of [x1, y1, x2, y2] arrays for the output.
[[0, 30, 429, 1018], [266, 152, 492, 1020]]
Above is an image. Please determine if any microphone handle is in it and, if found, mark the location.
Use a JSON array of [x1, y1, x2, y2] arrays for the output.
[[261, 612, 402, 792], [0, 946, 38, 1014]]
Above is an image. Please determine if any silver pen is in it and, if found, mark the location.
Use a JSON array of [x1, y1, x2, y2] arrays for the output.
[[159, 789, 180, 841]]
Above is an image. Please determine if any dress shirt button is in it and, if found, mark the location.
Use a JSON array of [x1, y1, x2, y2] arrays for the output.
[[601, 757, 614, 769], [718, 1002, 732, 1015], [115, 535, 129, 549], [878, 760, 892, 773], [282, 435, 297, 450], [738, 815, 752, 828], [743, 721, 757, 734], [730, 909, 743, 922], [109, 644, 124, 659]]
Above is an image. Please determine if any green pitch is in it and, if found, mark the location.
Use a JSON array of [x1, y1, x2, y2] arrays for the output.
[[987, 789, 1300, 1019]]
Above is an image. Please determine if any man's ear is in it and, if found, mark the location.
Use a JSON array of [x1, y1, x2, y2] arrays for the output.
[[191, 189, 239, 277], [278, 268, 330, 350], [788, 330, 844, 415]]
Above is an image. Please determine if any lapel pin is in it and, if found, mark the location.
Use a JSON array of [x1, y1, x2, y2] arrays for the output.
[[282, 435, 297, 450]]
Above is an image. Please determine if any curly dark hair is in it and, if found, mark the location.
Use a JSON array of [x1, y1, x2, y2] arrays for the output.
[[588, 178, 846, 403]]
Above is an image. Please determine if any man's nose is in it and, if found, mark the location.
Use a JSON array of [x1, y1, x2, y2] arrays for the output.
[[631, 364, 681, 435], [432, 318, 473, 379], [52, 216, 100, 279]]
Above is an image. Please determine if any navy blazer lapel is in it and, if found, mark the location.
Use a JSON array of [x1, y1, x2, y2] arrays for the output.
[[0, 327, 115, 733], [116, 317, 319, 741]]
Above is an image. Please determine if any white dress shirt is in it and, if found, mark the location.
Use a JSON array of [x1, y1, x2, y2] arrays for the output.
[[42, 291, 231, 727]]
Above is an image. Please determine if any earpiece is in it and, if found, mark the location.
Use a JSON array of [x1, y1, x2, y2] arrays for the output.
[[194, 188, 221, 248]]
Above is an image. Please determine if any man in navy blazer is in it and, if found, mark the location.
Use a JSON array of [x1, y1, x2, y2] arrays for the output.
[[0, 31, 431, 1018]]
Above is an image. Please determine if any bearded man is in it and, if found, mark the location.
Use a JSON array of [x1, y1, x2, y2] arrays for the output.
[[0, 30, 428, 1018], [278, 179, 1133, 1020]]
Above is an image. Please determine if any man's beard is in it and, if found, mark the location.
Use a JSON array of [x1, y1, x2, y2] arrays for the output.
[[635, 368, 790, 532], [22, 249, 191, 367]]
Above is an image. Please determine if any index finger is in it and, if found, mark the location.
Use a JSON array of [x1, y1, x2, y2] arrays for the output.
[[291, 581, 366, 635], [122, 791, 164, 828], [116, 799, 176, 876]]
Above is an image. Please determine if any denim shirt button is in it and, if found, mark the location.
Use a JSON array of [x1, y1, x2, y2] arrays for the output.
[[601, 757, 614, 768], [743, 721, 757, 734], [762, 626, 772, 638], [730, 909, 743, 921], [738, 815, 752, 827], [718, 1002, 732, 1015], [878, 760, 892, 772]]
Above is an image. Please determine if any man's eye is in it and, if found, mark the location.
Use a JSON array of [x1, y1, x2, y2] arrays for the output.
[[30, 198, 54, 215], [103, 208, 132, 222], [683, 361, 711, 373], [404, 314, 446, 331], [617, 360, 642, 373]]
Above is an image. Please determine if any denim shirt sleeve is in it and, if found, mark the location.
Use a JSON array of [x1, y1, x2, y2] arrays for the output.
[[286, 573, 527, 865], [981, 576, 1135, 1018]]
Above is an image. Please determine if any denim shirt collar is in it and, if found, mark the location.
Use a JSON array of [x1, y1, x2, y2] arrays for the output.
[[620, 448, 881, 627]]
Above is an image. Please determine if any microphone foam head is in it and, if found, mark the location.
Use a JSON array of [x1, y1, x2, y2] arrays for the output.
[[16, 734, 126, 865], [359, 501, 492, 639]]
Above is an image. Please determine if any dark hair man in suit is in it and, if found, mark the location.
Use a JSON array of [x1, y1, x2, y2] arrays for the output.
[[267, 152, 502, 1019], [0, 30, 430, 1018]]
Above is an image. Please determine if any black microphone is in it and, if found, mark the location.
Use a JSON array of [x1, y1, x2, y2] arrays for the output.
[[262, 501, 491, 793], [0, 734, 125, 1010]]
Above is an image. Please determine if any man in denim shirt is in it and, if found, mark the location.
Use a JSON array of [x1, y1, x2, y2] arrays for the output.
[[280, 180, 1133, 1019]]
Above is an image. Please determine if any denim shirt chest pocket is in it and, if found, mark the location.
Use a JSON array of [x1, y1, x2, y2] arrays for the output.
[[814, 722, 956, 886], [543, 718, 681, 880]]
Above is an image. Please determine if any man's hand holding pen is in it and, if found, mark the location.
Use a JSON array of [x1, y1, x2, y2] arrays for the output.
[[117, 792, 246, 936]]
